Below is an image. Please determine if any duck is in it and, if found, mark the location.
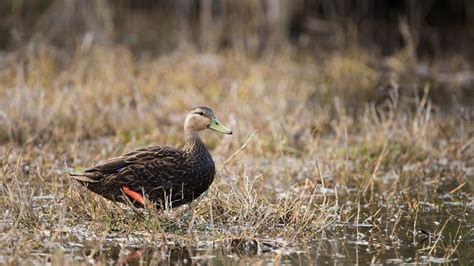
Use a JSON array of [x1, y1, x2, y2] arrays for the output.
[[70, 106, 232, 209]]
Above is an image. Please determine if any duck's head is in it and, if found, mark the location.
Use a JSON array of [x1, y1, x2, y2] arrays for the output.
[[184, 106, 232, 135]]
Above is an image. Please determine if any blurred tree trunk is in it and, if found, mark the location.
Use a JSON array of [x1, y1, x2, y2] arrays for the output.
[[199, 0, 212, 49], [33, 0, 114, 49]]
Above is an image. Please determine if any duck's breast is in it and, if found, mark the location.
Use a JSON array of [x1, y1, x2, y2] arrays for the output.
[[187, 150, 215, 194]]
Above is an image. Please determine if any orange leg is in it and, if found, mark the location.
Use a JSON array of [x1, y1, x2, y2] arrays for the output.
[[122, 186, 146, 208]]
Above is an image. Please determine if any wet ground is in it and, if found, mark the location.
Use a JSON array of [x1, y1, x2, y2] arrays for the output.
[[2, 196, 472, 265], [1, 144, 472, 264]]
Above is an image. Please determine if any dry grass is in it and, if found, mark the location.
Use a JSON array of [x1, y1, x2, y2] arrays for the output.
[[0, 43, 472, 264]]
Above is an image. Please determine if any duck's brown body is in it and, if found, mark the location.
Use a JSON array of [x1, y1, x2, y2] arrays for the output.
[[71, 106, 231, 209], [78, 137, 215, 208]]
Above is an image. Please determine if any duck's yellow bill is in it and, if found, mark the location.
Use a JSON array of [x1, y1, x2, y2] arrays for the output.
[[208, 119, 233, 135]]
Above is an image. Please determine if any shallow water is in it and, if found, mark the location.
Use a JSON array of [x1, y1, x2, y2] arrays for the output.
[[4, 202, 471, 265], [97, 207, 472, 265]]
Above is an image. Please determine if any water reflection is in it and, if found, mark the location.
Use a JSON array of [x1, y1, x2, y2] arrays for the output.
[[84, 203, 471, 265], [97, 244, 308, 265], [86, 230, 469, 265]]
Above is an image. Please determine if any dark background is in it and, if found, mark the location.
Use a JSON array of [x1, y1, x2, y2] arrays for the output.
[[1, 0, 473, 60]]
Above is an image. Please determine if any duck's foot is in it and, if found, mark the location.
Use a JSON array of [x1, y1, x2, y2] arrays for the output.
[[122, 186, 146, 208]]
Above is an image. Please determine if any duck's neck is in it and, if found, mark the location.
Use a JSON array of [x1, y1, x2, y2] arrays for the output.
[[184, 130, 207, 153]]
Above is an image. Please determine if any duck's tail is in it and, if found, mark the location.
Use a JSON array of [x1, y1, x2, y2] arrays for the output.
[[69, 172, 99, 183]]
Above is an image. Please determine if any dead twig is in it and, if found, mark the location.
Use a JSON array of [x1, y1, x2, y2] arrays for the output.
[[218, 129, 259, 172]]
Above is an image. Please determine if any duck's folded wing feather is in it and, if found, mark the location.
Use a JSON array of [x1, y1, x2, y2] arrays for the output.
[[85, 146, 183, 174]]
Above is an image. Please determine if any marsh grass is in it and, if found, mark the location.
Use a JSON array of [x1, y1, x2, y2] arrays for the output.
[[0, 43, 472, 264]]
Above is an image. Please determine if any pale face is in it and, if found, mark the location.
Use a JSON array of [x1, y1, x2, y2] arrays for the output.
[[184, 106, 232, 135]]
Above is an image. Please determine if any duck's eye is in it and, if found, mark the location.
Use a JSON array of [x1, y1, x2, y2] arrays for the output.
[[193, 111, 205, 116]]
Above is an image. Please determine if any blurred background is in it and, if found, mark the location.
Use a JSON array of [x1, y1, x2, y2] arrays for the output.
[[0, 0, 473, 146], [1, 0, 473, 108], [1, 0, 474, 57]]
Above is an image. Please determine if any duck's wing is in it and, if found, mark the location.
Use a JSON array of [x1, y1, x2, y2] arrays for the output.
[[70, 146, 187, 208], [74, 146, 184, 182]]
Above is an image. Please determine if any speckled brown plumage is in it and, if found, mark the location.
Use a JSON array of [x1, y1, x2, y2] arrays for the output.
[[70, 106, 231, 209]]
